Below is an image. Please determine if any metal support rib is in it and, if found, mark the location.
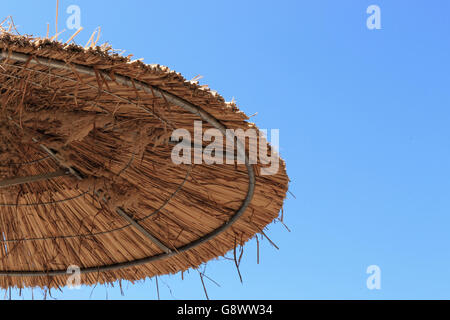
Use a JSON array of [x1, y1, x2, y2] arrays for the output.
[[95, 190, 172, 254], [36, 142, 84, 181], [0, 50, 256, 277], [0, 169, 68, 188], [115, 207, 172, 254], [6, 116, 83, 181]]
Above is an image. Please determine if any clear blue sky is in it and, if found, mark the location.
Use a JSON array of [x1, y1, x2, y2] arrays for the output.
[[2, 0, 450, 300]]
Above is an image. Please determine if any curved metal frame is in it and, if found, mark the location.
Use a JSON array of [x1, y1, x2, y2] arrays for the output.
[[0, 50, 256, 276]]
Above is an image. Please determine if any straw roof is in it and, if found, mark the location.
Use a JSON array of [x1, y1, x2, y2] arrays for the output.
[[0, 32, 289, 289]]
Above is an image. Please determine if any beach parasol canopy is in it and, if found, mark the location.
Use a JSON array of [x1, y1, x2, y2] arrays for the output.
[[0, 31, 289, 289]]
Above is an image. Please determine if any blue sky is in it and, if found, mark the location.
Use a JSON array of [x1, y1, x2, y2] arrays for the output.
[[2, 0, 450, 299]]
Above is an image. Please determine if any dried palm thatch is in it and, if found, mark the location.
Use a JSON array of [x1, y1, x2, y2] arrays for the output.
[[0, 29, 289, 289]]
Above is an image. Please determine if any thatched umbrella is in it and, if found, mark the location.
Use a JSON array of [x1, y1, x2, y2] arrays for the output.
[[0, 31, 289, 289]]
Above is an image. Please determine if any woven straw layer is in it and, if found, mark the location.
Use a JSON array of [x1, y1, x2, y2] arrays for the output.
[[0, 34, 289, 289]]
